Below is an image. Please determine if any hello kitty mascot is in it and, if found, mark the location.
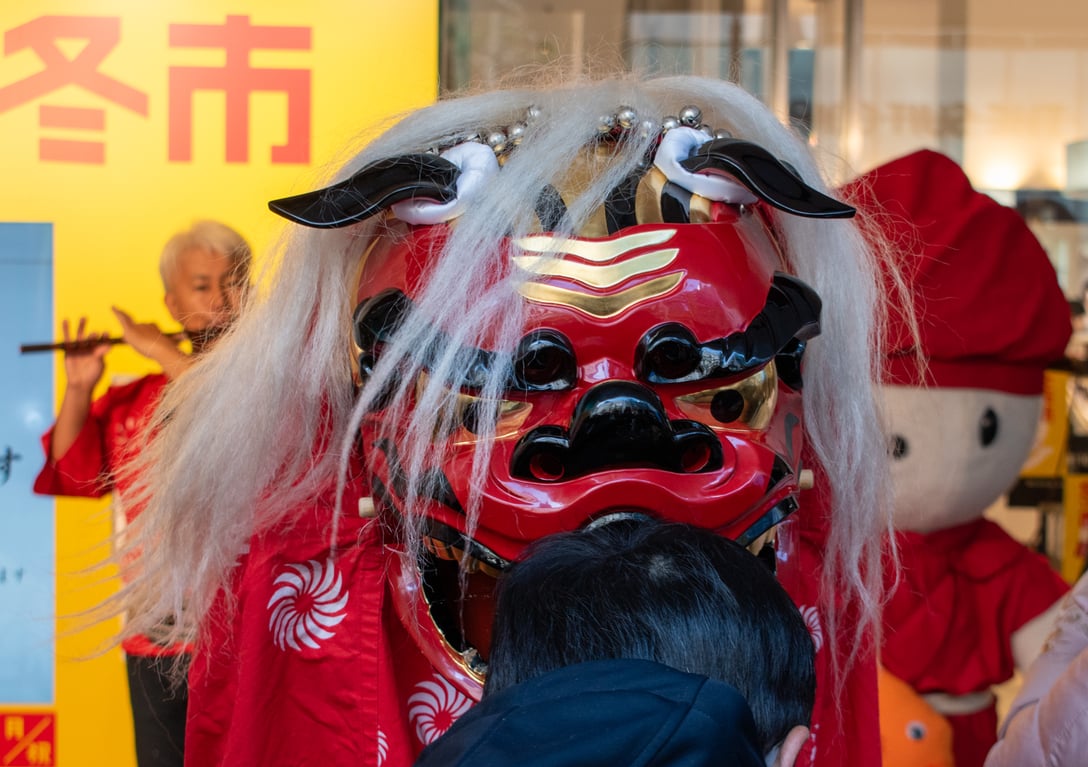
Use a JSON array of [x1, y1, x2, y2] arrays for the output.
[[844, 149, 1071, 767]]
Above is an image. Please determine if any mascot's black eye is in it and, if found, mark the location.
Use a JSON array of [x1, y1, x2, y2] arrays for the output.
[[890, 435, 908, 459], [979, 408, 999, 447]]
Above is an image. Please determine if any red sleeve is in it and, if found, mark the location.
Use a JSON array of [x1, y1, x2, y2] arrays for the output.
[[32, 374, 166, 499], [964, 519, 1070, 640], [33, 390, 117, 498]]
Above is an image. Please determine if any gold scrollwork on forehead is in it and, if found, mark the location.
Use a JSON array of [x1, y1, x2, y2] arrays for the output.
[[515, 229, 677, 262], [519, 272, 685, 319], [512, 249, 679, 289], [514, 228, 685, 318]]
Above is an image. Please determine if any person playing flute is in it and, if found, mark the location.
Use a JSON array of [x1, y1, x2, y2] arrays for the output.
[[32, 219, 250, 767]]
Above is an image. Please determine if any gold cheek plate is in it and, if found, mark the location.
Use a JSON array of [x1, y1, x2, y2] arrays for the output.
[[415, 372, 533, 445], [673, 365, 779, 431]]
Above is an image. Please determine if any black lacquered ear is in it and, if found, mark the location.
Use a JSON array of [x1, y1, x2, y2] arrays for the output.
[[680, 138, 856, 219], [268, 154, 461, 228]]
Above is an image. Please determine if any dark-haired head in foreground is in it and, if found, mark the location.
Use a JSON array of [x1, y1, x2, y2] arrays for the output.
[[416, 517, 816, 767]]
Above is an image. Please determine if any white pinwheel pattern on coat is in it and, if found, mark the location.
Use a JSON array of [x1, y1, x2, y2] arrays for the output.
[[267, 557, 349, 651], [376, 728, 388, 766], [801, 604, 824, 653], [407, 675, 473, 745]]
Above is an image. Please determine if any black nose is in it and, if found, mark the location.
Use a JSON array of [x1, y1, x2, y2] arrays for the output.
[[511, 381, 723, 482]]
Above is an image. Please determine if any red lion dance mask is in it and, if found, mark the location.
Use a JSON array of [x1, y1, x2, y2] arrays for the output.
[[268, 111, 854, 694]]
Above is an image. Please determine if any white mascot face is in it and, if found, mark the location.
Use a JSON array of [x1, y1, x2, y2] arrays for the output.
[[882, 385, 1042, 533]]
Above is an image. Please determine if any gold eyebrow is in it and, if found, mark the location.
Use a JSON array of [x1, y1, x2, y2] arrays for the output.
[[514, 229, 677, 262]]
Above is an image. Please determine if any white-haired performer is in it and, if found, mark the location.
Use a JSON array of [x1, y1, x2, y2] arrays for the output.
[[34, 220, 250, 767], [118, 77, 907, 767]]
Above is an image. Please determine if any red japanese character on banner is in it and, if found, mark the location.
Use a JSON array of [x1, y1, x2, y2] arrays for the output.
[[0, 15, 148, 164], [168, 15, 311, 164]]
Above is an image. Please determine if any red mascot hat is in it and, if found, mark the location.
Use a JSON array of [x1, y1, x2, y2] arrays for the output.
[[842, 149, 1070, 395]]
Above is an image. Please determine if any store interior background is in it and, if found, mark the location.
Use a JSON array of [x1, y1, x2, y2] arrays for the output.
[[438, 0, 1088, 712], [442, 0, 1088, 290]]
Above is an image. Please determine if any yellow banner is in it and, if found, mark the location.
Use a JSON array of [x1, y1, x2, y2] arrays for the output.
[[0, 2, 437, 764]]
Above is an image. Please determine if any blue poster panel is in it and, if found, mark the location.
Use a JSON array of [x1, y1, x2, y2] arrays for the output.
[[0, 222, 55, 704]]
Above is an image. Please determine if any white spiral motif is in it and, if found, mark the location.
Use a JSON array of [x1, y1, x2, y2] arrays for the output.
[[376, 728, 388, 766], [407, 675, 473, 745], [267, 558, 349, 651], [801, 604, 824, 653], [806, 722, 820, 764]]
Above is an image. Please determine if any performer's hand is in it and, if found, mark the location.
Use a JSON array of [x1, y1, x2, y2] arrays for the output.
[[51, 317, 109, 462], [112, 306, 192, 379], [61, 316, 109, 393], [112, 306, 179, 361]]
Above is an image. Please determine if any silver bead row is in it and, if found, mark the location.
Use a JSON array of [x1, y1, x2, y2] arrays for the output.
[[598, 104, 733, 143], [430, 103, 734, 159]]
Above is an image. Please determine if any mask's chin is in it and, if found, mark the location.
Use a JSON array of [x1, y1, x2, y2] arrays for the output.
[[382, 495, 783, 700], [418, 551, 500, 669]]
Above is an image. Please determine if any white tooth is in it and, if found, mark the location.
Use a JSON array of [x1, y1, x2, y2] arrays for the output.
[[799, 469, 815, 490]]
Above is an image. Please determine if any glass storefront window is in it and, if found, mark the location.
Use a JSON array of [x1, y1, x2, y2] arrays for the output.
[[439, 1, 777, 103], [439, 0, 604, 92], [624, 2, 766, 93], [857, 1, 1088, 296], [438, 1, 844, 165], [439, 0, 1088, 295]]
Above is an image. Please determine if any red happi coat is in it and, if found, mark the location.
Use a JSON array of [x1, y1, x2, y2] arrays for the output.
[[184, 480, 461, 767], [33, 373, 185, 658], [780, 510, 884, 767], [184, 476, 882, 767]]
